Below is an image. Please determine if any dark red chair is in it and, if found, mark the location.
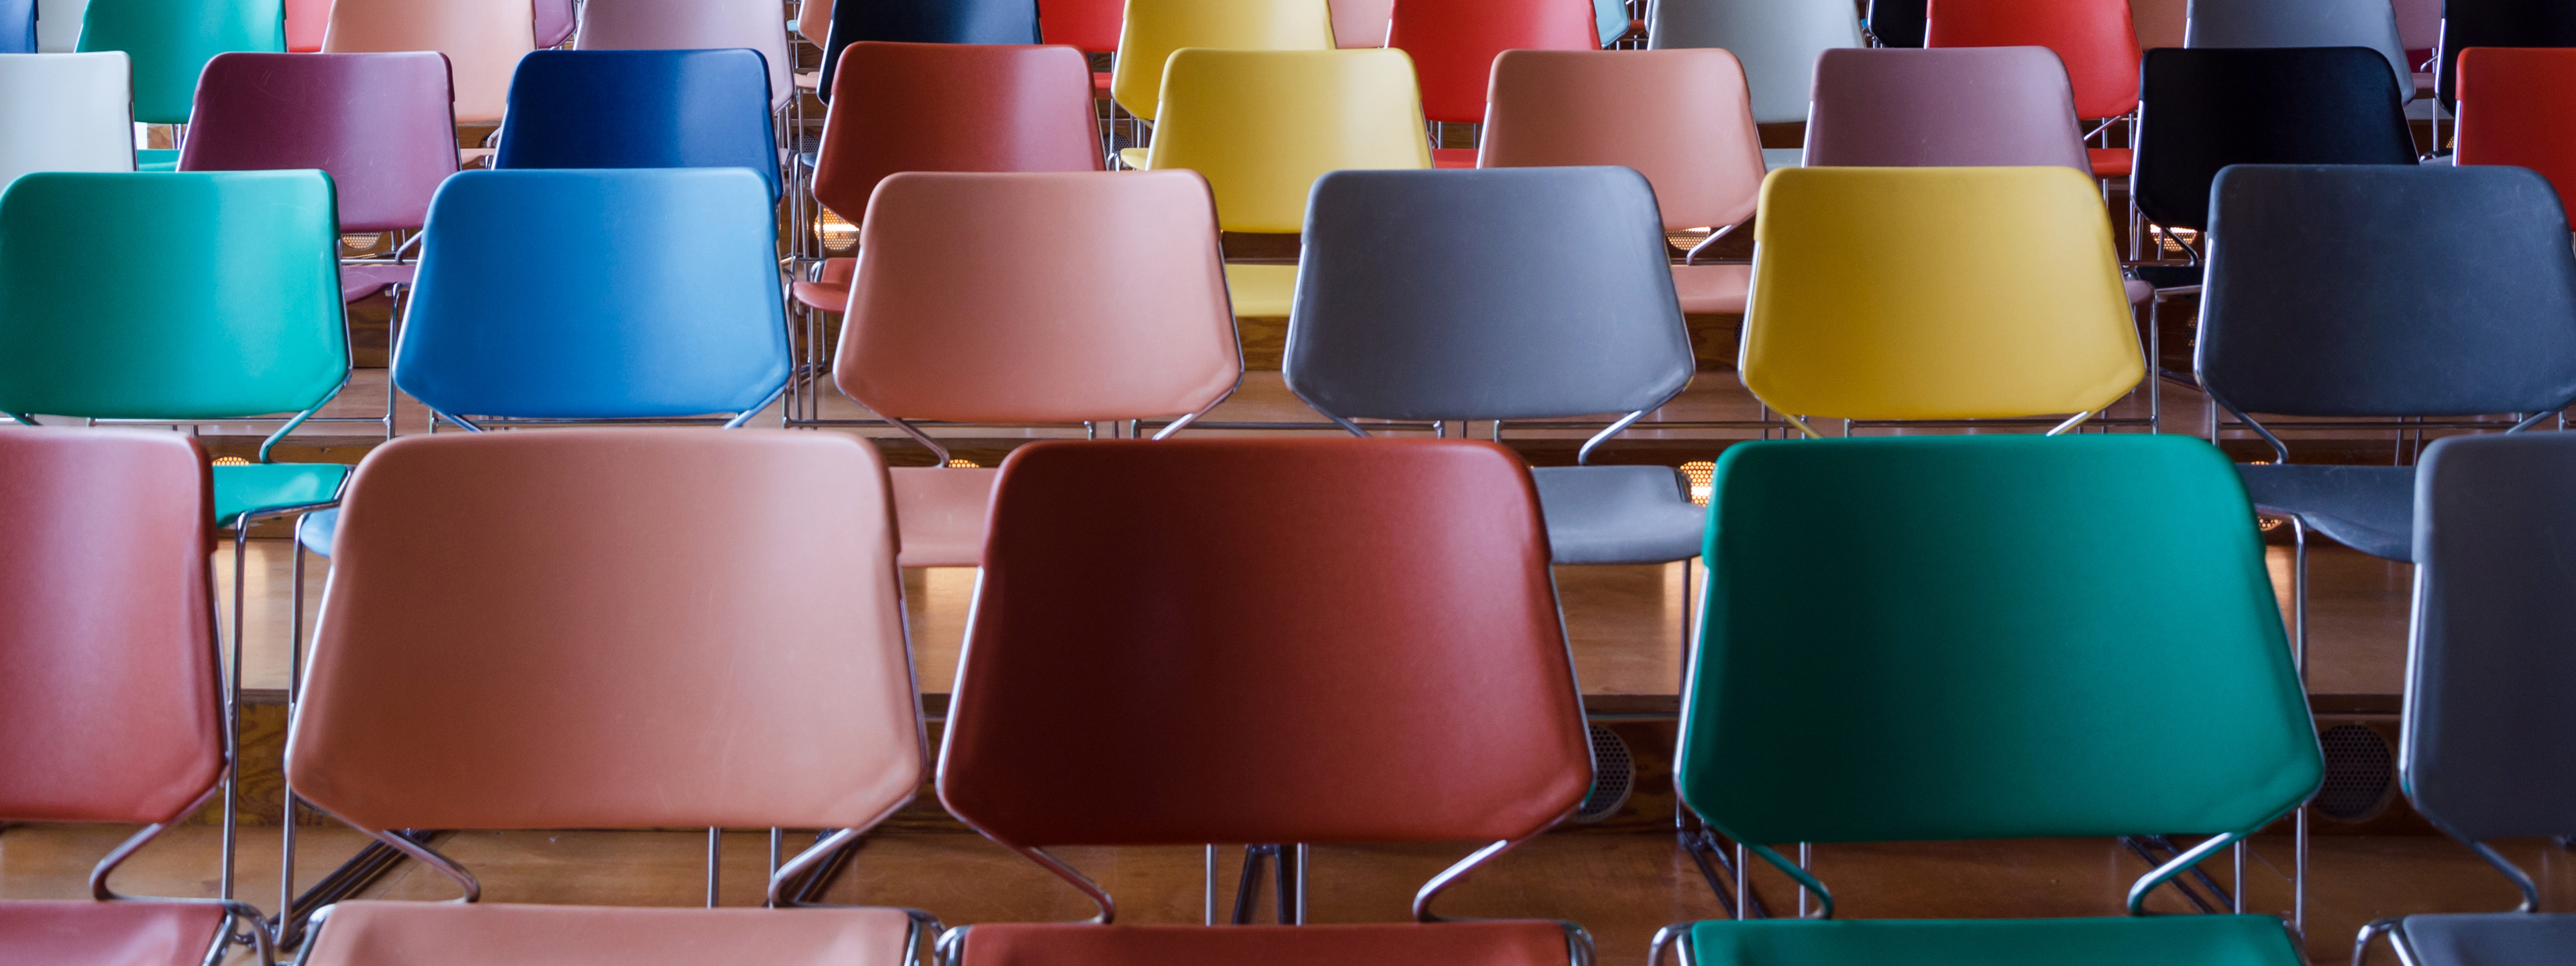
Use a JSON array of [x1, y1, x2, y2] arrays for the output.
[[1387, 0, 1599, 167]]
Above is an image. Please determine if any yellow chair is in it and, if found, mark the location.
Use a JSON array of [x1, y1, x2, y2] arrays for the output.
[[1134, 48, 1431, 317], [1739, 166, 2143, 437], [1110, 0, 1334, 123]]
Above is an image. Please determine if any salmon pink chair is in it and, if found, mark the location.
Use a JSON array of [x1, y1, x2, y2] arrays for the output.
[[284, 0, 323, 50], [1387, 0, 1597, 166], [533, 0, 572, 46], [576, 0, 796, 109], [1036, 0, 1120, 99], [2455, 48, 2576, 222], [1926, 0, 2140, 176], [1331, 0, 1390, 46], [833, 171, 1240, 567], [323, 0, 534, 125]]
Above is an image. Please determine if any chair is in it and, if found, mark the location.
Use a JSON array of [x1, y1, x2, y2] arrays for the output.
[[2454, 47, 2576, 220], [33, 0, 75, 49], [0, 52, 135, 187], [3, 0, 30, 51], [1330, 0, 1391, 46], [494, 50, 780, 201], [1477, 48, 1765, 315], [76, 0, 284, 124], [1649, 0, 1863, 140], [1925, 0, 2139, 176], [323, 0, 533, 125], [2434, 0, 2576, 115], [575, 0, 797, 111], [833, 170, 1240, 568], [2394, 0, 2438, 87], [1385, 0, 1596, 166], [1866, 0, 1923, 47], [534, 0, 572, 46], [937, 437, 1593, 950], [0, 429, 276, 966], [1134, 48, 1430, 316], [2134, 0, 2188, 50], [1108, 0, 1333, 122], [815, 0, 1038, 101], [1660, 432, 2318, 965], [283, 0, 322, 50], [2184, 0, 2413, 99], [1805, 47, 2092, 170], [2352, 431, 2576, 966], [286, 429, 931, 966], [1038, 0, 1118, 50]]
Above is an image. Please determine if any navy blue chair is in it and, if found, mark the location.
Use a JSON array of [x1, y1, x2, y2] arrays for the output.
[[2434, 0, 2576, 115], [493, 48, 780, 201], [814, 0, 1040, 101]]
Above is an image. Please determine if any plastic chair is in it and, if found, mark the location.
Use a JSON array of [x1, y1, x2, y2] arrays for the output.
[[1108, 0, 1333, 121], [494, 50, 780, 201], [1648, 0, 1862, 129], [575, 0, 796, 110], [2351, 431, 2576, 966], [1386, 0, 1596, 158], [0, 52, 135, 187], [1661, 432, 2317, 963], [287, 429, 930, 966], [323, 0, 533, 125], [1477, 48, 1765, 315], [815, 0, 1038, 102], [1038, 0, 1118, 50], [1135, 48, 1430, 316], [2393, 0, 2438, 81], [2133, 0, 2188, 50], [2434, 0, 2576, 114], [2455, 46, 2576, 221], [1925, 0, 2139, 176], [533, 0, 572, 46], [2184, 0, 2412, 99], [937, 437, 1591, 947], [1866, 0, 1924, 47], [76, 0, 284, 124], [1805, 46, 2092, 171], [1330, 0, 1390, 46], [833, 171, 1240, 567], [3, 0, 30, 51]]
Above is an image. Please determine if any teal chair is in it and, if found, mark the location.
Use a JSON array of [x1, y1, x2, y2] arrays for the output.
[[76, 0, 286, 167], [1662, 433, 2322, 966]]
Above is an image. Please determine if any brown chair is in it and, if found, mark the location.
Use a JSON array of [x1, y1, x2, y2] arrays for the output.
[[936, 437, 1593, 959], [286, 429, 932, 965], [832, 170, 1241, 568], [0, 429, 272, 966]]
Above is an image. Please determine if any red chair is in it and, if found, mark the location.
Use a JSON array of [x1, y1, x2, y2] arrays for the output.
[[2455, 48, 2576, 222], [1387, 0, 1597, 167], [0, 429, 273, 966], [1036, 0, 1120, 98], [1927, 0, 2140, 176]]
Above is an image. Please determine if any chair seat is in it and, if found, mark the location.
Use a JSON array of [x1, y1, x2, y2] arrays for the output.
[[0, 899, 231, 966], [213, 462, 349, 529], [794, 70, 818, 90], [1762, 148, 1804, 170], [890, 466, 999, 568], [1118, 146, 1150, 170], [1432, 147, 1477, 168], [136, 148, 178, 172], [793, 256, 858, 312], [341, 262, 415, 303], [300, 506, 339, 556], [1673, 262, 1750, 314], [1531, 464, 1705, 566], [2089, 146, 2131, 177], [1224, 262, 1297, 317], [955, 920, 1577, 966], [2236, 462, 2415, 561], [2399, 912, 2576, 966], [2125, 276, 2153, 305], [301, 900, 917, 966], [1686, 914, 2303, 966]]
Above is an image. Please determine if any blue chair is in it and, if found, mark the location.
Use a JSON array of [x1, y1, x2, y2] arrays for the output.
[[494, 49, 780, 201], [3, 0, 33, 52], [814, 0, 1039, 102]]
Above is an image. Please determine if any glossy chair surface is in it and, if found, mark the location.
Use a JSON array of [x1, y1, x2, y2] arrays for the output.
[[3, 0, 30, 52], [1925, 0, 2139, 121], [1330, 0, 1390, 46], [1647, 0, 1862, 123], [0, 52, 133, 186], [323, 0, 533, 123], [282, 0, 324, 49], [2455, 48, 2576, 221], [534, 0, 573, 46], [1866, 0, 1924, 46], [1036, 0, 1118, 50], [494, 50, 780, 201], [816, 0, 1040, 101], [2131, 46, 2416, 234], [810, 42, 1101, 223], [1805, 46, 2091, 172], [2133, 0, 2188, 50], [1387, 0, 1596, 126], [75, 0, 284, 123], [34, 0, 83, 48], [2434, 0, 2576, 112], [2184, 0, 2412, 97], [574, 0, 796, 109], [1109, 0, 1333, 120], [178, 52, 458, 234]]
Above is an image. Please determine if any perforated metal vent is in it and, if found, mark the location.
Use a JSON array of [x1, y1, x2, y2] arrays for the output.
[[1574, 725, 1633, 823], [2316, 723, 2396, 823]]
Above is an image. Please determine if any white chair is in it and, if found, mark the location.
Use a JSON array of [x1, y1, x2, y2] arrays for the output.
[[34, 0, 87, 50], [0, 52, 135, 189], [574, 0, 795, 111]]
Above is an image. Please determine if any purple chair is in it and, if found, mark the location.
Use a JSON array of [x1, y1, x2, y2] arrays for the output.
[[535, 0, 574, 46], [1803, 46, 2094, 172]]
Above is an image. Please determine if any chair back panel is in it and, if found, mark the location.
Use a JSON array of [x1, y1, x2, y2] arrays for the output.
[[535, 0, 574, 46], [494, 50, 780, 201], [1330, 0, 1391, 46], [1805, 46, 2091, 172], [1036, 0, 1118, 50], [2455, 47, 2576, 223], [2131, 46, 2416, 232], [0, 52, 133, 186], [1925, 0, 2139, 119], [1387, 0, 1597, 125], [812, 42, 1101, 223], [2184, 0, 2412, 95], [818, 0, 1040, 101], [1110, 0, 1333, 119], [1144, 48, 1430, 233], [1866, 0, 1925, 47], [2435, 0, 2576, 111], [323, 0, 534, 123], [2132, 0, 2188, 49], [76, 0, 284, 123], [180, 52, 459, 233], [1479, 48, 1764, 231], [575, 0, 797, 109], [1647, 0, 1863, 123]]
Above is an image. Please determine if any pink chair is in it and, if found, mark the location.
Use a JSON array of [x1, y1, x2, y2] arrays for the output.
[[575, 0, 796, 110], [323, 0, 534, 125], [1805, 46, 2092, 171]]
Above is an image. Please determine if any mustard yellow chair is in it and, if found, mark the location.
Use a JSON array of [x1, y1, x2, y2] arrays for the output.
[[1132, 48, 1431, 317], [1740, 166, 2143, 437], [1110, 0, 1334, 123]]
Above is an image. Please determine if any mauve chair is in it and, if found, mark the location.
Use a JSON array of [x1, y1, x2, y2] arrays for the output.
[[323, 0, 534, 125], [1926, 0, 2140, 176], [575, 0, 796, 110], [1386, 0, 1596, 166], [1806, 46, 2091, 170]]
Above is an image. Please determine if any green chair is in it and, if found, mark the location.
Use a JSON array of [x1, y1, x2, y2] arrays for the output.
[[1662, 433, 2320, 966], [0, 169, 350, 904], [76, 0, 285, 140]]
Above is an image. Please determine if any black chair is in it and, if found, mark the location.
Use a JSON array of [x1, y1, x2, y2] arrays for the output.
[[2434, 0, 2576, 114], [815, 0, 1040, 101], [1865, 0, 1925, 47], [2353, 431, 2576, 966]]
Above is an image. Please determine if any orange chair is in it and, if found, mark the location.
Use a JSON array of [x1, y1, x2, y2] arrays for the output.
[[833, 170, 1240, 568], [323, 0, 535, 125], [0, 429, 272, 966], [938, 437, 1593, 948], [2455, 48, 2576, 222], [1479, 48, 1764, 314], [1387, 0, 1597, 166], [1926, 0, 2140, 176], [286, 429, 931, 965]]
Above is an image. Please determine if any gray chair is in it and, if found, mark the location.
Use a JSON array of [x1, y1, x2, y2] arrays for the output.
[[1646, 0, 1862, 166], [2351, 431, 2576, 966], [2184, 0, 2414, 100]]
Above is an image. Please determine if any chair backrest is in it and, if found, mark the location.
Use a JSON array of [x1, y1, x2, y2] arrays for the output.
[[0, 172, 345, 421], [1387, 0, 1597, 125], [1144, 48, 1429, 233], [2436, 0, 2576, 111], [2186, 0, 2412, 97], [0, 52, 133, 187], [817, 0, 1040, 102], [811, 42, 1101, 223], [178, 52, 458, 234], [282, 0, 323, 50], [2393, 0, 2438, 63], [0, 429, 222, 826], [289, 429, 920, 833], [837, 171, 1238, 425], [2131, 46, 2416, 232], [796, 0, 827, 44], [1110, 0, 1333, 120], [494, 50, 779, 201], [394, 169, 787, 421], [2133, 0, 2188, 50], [323, 0, 533, 124], [1287, 167, 1690, 423], [575, 0, 796, 109], [1866, 0, 1925, 47], [1330, 0, 1391, 46], [2197, 165, 2576, 421], [1804, 46, 2091, 172], [939, 438, 1590, 848], [1684, 433, 2318, 845], [1740, 166, 2140, 422], [2455, 47, 2576, 221], [1036, 0, 1118, 50], [534, 0, 574, 46], [76, 0, 284, 123], [3, 0, 31, 52], [2406, 431, 2576, 843], [34, 0, 75, 50], [1478, 48, 1764, 232], [1925, 0, 2139, 119], [1648, 0, 1862, 123]]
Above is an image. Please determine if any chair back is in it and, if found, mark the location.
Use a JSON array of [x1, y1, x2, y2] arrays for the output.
[[1110, 0, 1332, 120], [2185, 0, 2412, 97], [1866, 0, 1925, 47], [2132, 46, 2416, 233], [1144, 48, 1429, 233], [1805, 46, 2091, 172], [76, 0, 284, 123], [0, 52, 133, 186], [837, 171, 1238, 425], [3, 0, 30, 52], [1925, 0, 2139, 120], [2436, 0, 2576, 112], [1740, 166, 2139, 422], [1387, 0, 1597, 125], [1685, 433, 2318, 845], [395, 169, 787, 421], [535, 0, 573, 46], [323, 0, 533, 124], [35, 0, 80, 49], [289, 429, 920, 833], [812, 42, 1100, 223], [494, 50, 780, 201], [1036, 0, 1118, 51], [2197, 165, 2576, 421], [575, 0, 796, 109], [2455, 47, 2576, 222], [0, 429, 221, 826], [179, 52, 458, 234], [939, 438, 1590, 847], [818, 0, 1039, 101], [284, 0, 323, 50], [1479, 49, 1763, 232], [2133, 0, 2188, 50], [1330, 0, 1390, 46], [0, 172, 345, 421], [1647, 0, 1862, 123], [2392, 0, 2438, 64]]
